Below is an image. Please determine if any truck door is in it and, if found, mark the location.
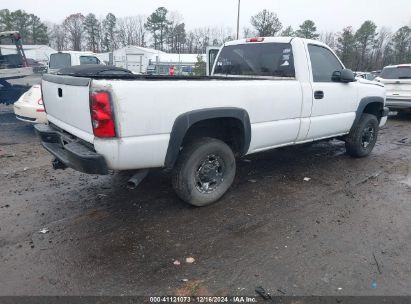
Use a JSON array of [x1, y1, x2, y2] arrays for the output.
[[306, 44, 357, 139]]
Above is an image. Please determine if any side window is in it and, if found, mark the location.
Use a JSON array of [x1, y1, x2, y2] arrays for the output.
[[308, 45, 343, 82], [79, 56, 100, 65]]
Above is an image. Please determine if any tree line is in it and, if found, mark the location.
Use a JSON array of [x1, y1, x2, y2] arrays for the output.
[[0, 9, 48, 44], [1, 7, 411, 71]]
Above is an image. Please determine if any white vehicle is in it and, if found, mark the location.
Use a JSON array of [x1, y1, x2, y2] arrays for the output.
[[376, 64, 411, 111], [48, 51, 103, 74], [354, 72, 377, 81], [13, 84, 46, 123], [14, 52, 107, 124], [35, 37, 388, 206]]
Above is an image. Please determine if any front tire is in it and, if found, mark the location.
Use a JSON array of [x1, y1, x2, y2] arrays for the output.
[[345, 113, 379, 158], [172, 138, 236, 207]]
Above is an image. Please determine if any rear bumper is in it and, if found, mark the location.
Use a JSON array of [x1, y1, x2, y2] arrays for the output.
[[34, 124, 109, 175], [14, 101, 47, 124]]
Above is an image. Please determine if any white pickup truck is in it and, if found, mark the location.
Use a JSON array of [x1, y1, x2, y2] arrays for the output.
[[35, 37, 388, 206], [48, 51, 104, 74]]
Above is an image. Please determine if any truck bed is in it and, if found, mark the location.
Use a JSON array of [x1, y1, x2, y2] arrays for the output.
[[55, 64, 294, 81]]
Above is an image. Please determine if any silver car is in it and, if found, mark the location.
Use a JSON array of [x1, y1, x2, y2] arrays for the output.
[[376, 64, 411, 111]]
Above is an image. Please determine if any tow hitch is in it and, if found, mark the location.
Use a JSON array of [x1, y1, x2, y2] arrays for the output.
[[52, 158, 67, 170]]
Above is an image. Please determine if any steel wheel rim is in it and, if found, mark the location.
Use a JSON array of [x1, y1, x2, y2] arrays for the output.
[[361, 124, 375, 149], [195, 154, 224, 193]]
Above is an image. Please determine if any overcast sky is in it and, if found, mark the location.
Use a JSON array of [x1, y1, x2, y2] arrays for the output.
[[6, 0, 411, 33]]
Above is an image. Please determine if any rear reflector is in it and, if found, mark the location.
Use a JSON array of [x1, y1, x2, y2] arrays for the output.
[[90, 91, 116, 138], [246, 37, 265, 43]]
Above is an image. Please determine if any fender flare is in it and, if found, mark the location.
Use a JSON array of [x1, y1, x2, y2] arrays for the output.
[[164, 107, 251, 169], [352, 96, 385, 128]]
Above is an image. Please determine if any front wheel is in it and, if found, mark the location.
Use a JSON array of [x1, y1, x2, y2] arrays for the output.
[[172, 137, 236, 207], [345, 113, 379, 158]]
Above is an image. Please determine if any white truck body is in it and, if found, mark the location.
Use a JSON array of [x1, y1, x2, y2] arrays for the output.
[[36, 37, 388, 206]]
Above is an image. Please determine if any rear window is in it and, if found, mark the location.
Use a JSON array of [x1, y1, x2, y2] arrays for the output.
[[80, 56, 100, 65], [49, 53, 71, 69], [381, 67, 411, 79], [214, 43, 295, 77]]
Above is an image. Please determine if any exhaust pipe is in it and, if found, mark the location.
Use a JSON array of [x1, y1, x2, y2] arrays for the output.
[[127, 169, 149, 190]]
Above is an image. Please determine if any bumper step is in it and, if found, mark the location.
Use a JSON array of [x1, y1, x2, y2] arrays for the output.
[[35, 124, 109, 175]]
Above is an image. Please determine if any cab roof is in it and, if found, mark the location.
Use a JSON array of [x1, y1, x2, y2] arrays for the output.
[[224, 36, 329, 48], [383, 64, 411, 69], [51, 51, 99, 56]]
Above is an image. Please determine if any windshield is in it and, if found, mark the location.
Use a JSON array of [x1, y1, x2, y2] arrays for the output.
[[213, 42, 295, 77], [380, 66, 411, 79], [49, 53, 71, 69]]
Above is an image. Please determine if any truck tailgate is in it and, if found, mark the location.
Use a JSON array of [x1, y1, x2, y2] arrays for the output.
[[42, 74, 94, 143]]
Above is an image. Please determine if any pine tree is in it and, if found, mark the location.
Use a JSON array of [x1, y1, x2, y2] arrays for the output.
[[250, 9, 282, 37], [336, 27, 356, 69], [145, 7, 171, 51], [295, 20, 319, 39], [84, 13, 101, 53], [102, 13, 117, 52]]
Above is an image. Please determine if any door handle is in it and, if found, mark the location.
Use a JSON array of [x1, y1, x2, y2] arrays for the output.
[[314, 91, 324, 99]]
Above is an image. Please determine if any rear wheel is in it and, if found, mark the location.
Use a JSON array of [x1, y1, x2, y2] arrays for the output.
[[345, 113, 379, 158], [172, 137, 236, 207]]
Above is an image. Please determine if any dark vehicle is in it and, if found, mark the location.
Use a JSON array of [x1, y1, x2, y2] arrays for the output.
[[27, 58, 47, 74], [0, 31, 33, 104]]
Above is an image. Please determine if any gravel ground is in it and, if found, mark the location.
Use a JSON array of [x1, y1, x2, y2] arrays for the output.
[[0, 104, 410, 297]]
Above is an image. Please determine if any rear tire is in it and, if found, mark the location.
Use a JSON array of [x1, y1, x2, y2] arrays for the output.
[[172, 137, 236, 207], [345, 113, 379, 158]]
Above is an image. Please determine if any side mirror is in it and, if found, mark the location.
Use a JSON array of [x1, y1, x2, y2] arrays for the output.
[[332, 69, 355, 83]]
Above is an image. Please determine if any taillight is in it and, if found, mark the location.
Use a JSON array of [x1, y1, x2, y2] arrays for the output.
[[246, 37, 265, 43], [90, 91, 116, 138]]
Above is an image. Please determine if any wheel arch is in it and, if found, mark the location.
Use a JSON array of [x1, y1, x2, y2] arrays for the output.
[[352, 96, 385, 129], [164, 107, 251, 169]]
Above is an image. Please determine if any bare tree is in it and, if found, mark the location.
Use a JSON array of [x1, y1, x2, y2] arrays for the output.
[[242, 27, 256, 39], [116, 15, 147, 48], [63, 13, 85, 51], [47, 22, 67, 51], [319, 32, 336, 50], [371, 27, 392, 69]]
